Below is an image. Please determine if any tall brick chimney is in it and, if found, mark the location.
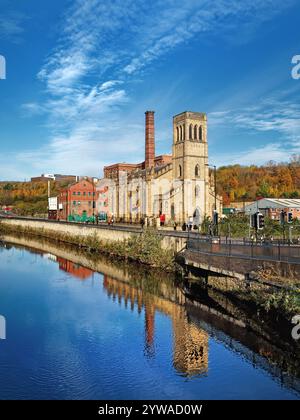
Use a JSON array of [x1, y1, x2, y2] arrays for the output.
[[145, 111, 155, 169]]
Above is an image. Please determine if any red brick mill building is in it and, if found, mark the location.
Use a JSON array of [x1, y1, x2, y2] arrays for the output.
[[58, 178, 97, 220]]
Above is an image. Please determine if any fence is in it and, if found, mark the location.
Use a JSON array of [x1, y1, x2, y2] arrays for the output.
[[186, 235, 300, 264]]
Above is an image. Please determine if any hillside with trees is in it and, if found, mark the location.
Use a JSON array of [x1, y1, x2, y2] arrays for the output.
[[0, 181, 68, 216], [217, 155, 300, 206]]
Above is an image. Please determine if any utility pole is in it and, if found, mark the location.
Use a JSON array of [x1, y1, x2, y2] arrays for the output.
[[47, 180, 51, 220], [213, 164, 217, 214]]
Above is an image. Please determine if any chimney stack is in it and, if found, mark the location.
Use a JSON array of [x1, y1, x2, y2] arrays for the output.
[[145, 111, 155, 169]]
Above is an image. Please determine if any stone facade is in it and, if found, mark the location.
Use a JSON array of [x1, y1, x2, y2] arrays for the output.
[[97, 111, 222, 225]]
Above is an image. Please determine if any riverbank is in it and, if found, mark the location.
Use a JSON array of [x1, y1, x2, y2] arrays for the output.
[[0, 220, 175, 271]]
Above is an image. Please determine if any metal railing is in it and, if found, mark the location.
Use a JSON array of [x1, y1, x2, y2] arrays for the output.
[[186, 235, 300, 264]]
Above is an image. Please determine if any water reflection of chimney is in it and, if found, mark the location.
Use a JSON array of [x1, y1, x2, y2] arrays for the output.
[[137, 292, 143, 314], [130, 288, 135, 311], [144, 301, 155, 358]]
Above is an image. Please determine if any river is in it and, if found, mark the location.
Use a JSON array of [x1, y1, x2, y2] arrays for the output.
[[0, 235, 299, 400]]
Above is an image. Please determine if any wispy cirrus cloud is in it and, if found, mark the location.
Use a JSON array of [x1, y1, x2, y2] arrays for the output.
[[18, 0, 297, 178], [210, 96, 300, 140], [210, 94, 300, 166], [0, 11, 26, 42], [213, 142, 299, 167]]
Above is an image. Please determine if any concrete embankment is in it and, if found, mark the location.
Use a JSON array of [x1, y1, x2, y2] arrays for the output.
[[0, 217, 187, 253], [0, 217, 182, 271]]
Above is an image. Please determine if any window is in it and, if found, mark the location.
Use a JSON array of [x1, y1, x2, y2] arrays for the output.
[[88, 201, 92, 206], [88, 192, 91, 196], [176, 126, 179, 142], [78, 201, 81, 206], [183, 124, 185, 140], [83, 192, 86, 196], [199, 126, 203, 141], [77, 191, 81, 196], [72, 192, 76, 195], [179, 164, 182, 177], [194, 125, 198, 140], [73, 201, 77, 206], [195, 164, 200, 177], [180, 125, 182, 141], [189, 124, 193, 139]]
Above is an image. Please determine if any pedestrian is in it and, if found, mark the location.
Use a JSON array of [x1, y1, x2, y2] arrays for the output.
[[173, 221, 177, 231], [182, 222, 187, 231], [188, 216, 193, 231], [140, 217, 145, 229]]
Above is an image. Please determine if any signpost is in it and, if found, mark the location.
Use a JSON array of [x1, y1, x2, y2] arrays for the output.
[[48, 197, 58, 220]]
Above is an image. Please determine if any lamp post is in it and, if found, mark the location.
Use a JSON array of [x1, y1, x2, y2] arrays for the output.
[[92, 179, 96, 224], [206, 163, 218, 235]]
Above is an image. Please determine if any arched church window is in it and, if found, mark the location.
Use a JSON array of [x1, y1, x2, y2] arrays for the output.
[[194, 125, 198, 140], [195, 164, 200, 177], [183, 123, 185, 140], [199, 126, 203, 141], [189, 124, 193, 139], [176, 127, 179, 142], [179, 165, 182, 178], [180, 125, 182, 141]]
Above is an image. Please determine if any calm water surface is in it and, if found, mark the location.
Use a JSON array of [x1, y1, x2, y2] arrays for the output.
[[0, 238, 299, 400]]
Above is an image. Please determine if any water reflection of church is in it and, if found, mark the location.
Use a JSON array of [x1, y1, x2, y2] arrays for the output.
[[56, 255, 208, 376], [103, 275, 208, 377]]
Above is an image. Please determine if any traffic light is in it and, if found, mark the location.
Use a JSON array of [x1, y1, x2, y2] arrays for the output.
[[250, 214, 257, 229], [288, 212, 293, 223], [257, 212, 265, 230], [213, 211, 219, 225], [280, 210, 286, 225]]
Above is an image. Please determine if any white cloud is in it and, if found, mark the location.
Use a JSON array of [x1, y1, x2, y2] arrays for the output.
[[213, 143, 297, 167], [210, 96, 300, 140], [0, 11, 26, 42], [21, 102, 45, 117], [210, 95, 300, 166]]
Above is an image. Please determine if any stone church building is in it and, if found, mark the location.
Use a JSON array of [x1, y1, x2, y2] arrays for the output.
[[97, 111, 221, 225]]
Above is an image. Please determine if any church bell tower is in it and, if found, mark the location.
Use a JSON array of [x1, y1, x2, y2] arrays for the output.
[[172, 111, 209, 223]]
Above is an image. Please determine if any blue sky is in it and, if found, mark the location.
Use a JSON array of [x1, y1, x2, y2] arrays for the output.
[[0, 0, 300, 180]]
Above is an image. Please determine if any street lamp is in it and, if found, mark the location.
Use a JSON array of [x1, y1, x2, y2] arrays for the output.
[[92, 178, 96, 224], [206, 163, 218, 235]]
